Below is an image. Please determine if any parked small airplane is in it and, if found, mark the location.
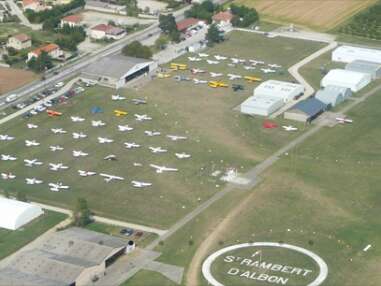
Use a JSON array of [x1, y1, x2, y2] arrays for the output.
[[188, 56, 202, 62], [249, 59, 265, 65], [131, 181, 152, 188], [210, 72, 223, 78], [336, 117, 353, 124], [191, 68, 206, 74], [98, 137, 114, 144], [51, 128, 67, 134], [72, 132, 87, 139], [92, 120, 106, 127], [49, 145, 64, 152], [71, 116, 85, 122], [0, 134, 14, 141], [111, 94, 126, 101], [72, 150, 89, 157], [208, 81, 228, 88], [149, 146, 168, 153], [282, 125, 298, 131], [124, 142, 141, 149], [268, 63, 282, 68], [193, 78, 208, 84], [78, 170, 97, 177], [25, 140, 40, 147], [244, 76, 262, 82], [231, 58, 245, 64], [24, 159, 43, 167], [100, 173, 124, 182], [198, 53, 209, 57], [131, 98, 147, 105], [1, 154, 17, 161], [170, 63, 187, 70], [175, 152, 191, 159], [261, 68, 276, 74], [27, 123, 38, 129], [157, 72, 171, 79], [49, 163, 69, 171], [47, 110, 62, 117], [133, 162, 143, 167], [243, 65, 256, 70], [104, 154, 117, 161], [207, 60, 219, 65], [167, 135, 187, 141], [26, 178, 43, 185], [49, 182, 69, 192], [118, 125, 134, 132], [135, 114, 152, 121], [150, 164, 178, 173], [214, 55, 227, 60], [145, 130, 161, 137], [227, 74, 242, 80], [114, 110, 128, 117], [1, 172, 16, 180], [232, 84, 244, 92]]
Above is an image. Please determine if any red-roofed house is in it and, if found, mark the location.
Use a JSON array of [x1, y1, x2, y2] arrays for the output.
[[90, 24, 126, 40], [176, 17, 205, 33], [22, 0, 50, 12], [7, 34, 32, 50], [27, 43, 63, 61], [60, 14, 82, 27], [212, 11, 233, 24]]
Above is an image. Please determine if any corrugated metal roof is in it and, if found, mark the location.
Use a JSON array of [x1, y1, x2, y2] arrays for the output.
[[346, 60, 381, 73], [291, 98, 326, 116]]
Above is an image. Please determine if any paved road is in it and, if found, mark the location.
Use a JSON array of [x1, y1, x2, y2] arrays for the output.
[[5, 0, 41, 30]]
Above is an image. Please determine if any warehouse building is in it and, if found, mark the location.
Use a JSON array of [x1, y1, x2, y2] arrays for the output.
[[241, 95, 284, 116], [315, 85, 352, 108], [0, 197, 43, 230], [254, 80, 304, 103], [332, 45, 381, 64], [284, 98, 327, 123], [321, 69, 371, 92], [81, 54, 157, 88], [345, 60, 381, 80]]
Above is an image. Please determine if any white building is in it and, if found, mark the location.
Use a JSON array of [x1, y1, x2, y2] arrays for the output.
[[332, 45, 381, 64], [90, 24, 126, 40], [241, 95, 284, 116], [0, 197, 44, 230], [321, 69, 371, 92], [254, 80, 304, 103]]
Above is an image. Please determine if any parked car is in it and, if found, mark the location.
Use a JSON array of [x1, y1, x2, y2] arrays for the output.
[[120, 228, 134, 236]]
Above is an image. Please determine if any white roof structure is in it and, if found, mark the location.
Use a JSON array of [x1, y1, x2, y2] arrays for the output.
[[241, 95, 284, 116], [332, 45, 381, 64], [0, 198, 44, 230], [321, 69, 371, 92], [254, 80, 304, 102]]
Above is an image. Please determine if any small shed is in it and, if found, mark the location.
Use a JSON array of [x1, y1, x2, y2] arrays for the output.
[[241, 95, 284, 116], [345, 60, 381, 80], [284, 98, 327, 123], [321, 69, 371, 92], [315, 85, 352, 108]]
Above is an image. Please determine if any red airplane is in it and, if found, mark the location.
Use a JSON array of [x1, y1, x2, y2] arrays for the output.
[[47, 110, 62, 117]]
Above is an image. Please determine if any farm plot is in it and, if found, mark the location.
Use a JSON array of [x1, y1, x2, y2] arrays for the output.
[[0, 67, 38, 95]]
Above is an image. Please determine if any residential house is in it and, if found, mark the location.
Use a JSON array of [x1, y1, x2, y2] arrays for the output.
[[7, 34, 32, 50], [27, 43, 63, 61], [90, 24, 126, 40], [22, 0, 50, 11], [212, 10, 233, 31], [176, 17, 205, 34], [60, 14, 82, 27]]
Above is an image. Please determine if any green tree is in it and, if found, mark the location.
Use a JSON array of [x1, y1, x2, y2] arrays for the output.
[[123, 0, 139, 16], [27, 51, 53, 72], [16, 191, 27, 202], [159, 14, 177, 34], [73, 198, 92, 227], [122, 40, 152, 59], [206, 23, 224, 46], [155, 34, 169, 50]]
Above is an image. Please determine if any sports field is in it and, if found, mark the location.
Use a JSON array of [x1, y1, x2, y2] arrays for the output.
[[233, 0, 377, 30], [0, 67, 38, 95]]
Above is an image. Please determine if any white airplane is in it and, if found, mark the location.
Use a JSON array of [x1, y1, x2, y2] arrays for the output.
[[1, 154, 17, 161], [100, 173, 124, 183], [24, 159, 43, 167], [243, 65, 256, 70], [191, 68, 206, 74], [149, 146, 168, 154], [249, 59, 265, 65], [27, 123, 38, 129], [49, 182, 69, 192], [210, 72, 223, 78], [214, 55, 227, 60], [112, 94, 126, 101], [124, 142, 141, 149], [207, 60, 219, 65], [25, 140, 40, 147], [26, 178, 43, 185], [51, 128, 67, 134], [188, 56, 202, 62], [131, 98, 147, 105], [49, 145, 64, 152], [104, 154, 117, 161], [0, 134, 14, 141], [227, 74, 242, 80], [198, 53, 209, 57], [268, 63, 282, 68], [231, 58, 245, 64], [72, 150, 88, 157], [92, 120, 106, 127], [135, 114, 152, 121], [71, 116, 85, 122], [261, 68, 276, 74], [118, 125, 134, 132], [145, 130, 161, 137], [166, 135, 187, 141], [175, 152, 191, 159], [131, 181, 152, 188], [1, 173, 16, 180], [133, 162, 143, 167], [150, 164, 178, 173], [78, 170, 97, 177], [98, 137, 114, 144], [336, 117, 353, 124], [49, 163, 69, 171], [282, 125, 298, 131], [72, 132, 87, 139], [193, 78, 208, 84]]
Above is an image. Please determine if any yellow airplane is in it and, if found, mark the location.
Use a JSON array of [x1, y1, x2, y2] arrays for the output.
[[208, 81, 229, 88], [157, 72, 171, 79], [114, 109, 128, 117], [170, 63, 187, 70], [244, 76, 262, 82]]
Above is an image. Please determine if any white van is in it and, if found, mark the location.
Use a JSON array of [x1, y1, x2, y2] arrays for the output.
[[5, 94, 17, 103]]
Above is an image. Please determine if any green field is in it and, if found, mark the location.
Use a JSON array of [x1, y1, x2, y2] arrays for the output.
[[0, 210, 66, 259], [0, 23, 58, 44]]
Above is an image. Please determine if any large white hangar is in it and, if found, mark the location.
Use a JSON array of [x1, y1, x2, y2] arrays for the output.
[[254, 80, 305, 103], [332, 45, 381, 64], [241, 95, 284, 116], [81, 54, 158, 89], [0, 197, 44, 230], [321, 69, 371, 92]]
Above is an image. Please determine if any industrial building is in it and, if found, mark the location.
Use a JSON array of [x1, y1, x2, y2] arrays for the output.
[[240, 95, 284, 116], [0, 227, 129, 286], [81, 54, 158, 88], [284, 98, 327, 123], [332, 45, 381, 64], [254, 80, 304, 103], [345, 60, 381, 80], [315, 85, 352, 108], [0, 197, 44, 230], [321, 69, 371, 92]]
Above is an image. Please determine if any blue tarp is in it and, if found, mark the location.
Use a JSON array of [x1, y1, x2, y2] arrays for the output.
[[91, 107, 103, 114]]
